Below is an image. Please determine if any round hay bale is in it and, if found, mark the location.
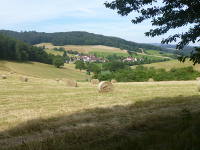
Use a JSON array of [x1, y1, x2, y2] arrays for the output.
[[10, 71, 15, 74], [148, 78, 154, 82], [196, 77, 200, 81], [66, 80, 78, 87], [56, 78, 60, 83], [111, 79, 117, 83], [1, 75, 7, 79], [20, 76, 28, 82], [91, 79, 99, 85], [98, 81, 114, 93]]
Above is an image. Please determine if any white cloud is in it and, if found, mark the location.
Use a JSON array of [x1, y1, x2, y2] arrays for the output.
[[0, 0, 106, 25]]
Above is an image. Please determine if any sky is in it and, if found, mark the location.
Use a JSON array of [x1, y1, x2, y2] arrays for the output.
[[0, 0, 196, 45]]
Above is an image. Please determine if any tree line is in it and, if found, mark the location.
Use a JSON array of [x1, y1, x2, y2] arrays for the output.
[[0, 34, 65, 67]]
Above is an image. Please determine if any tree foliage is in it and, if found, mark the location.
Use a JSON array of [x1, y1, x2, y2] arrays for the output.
[[0, 34, 63, 67], [86, 63, 101, 74], [97, 66, 200, 82], [75, 60, 86, 71], [105, 0, 200, 63], [53, 57, 65, 68], [102, 61, 128, 72]]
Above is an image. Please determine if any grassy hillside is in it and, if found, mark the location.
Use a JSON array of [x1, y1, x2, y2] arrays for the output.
[[134, 60, 200, 71], [37, 43, 127, 54], [38, 43, 173, 61], [45, 49, 64, 56], [0, 72, 200, 149], [0, 61, 87, 80], [1, 61, 200, 149]]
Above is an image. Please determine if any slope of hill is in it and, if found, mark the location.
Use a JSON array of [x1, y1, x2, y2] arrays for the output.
[[134, 60, 200, 71], [37, 43, 174, 61], [0, 61, 88, 80], [0, 30, 162, 52], [37, 43, 128, 54], [0, 73, 200, 149]]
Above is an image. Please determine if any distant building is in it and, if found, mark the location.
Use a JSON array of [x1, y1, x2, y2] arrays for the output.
[[123, 57, 138, 62], [77, 55, 106, 63]]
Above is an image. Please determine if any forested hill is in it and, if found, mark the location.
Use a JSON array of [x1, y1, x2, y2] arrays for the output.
[[0, 30, 162, 52], [0, 34, 62, 65]]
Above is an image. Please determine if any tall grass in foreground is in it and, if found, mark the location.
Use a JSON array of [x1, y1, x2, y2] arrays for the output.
[[1, 68, 200, 150], [2, 95, 200, 150]]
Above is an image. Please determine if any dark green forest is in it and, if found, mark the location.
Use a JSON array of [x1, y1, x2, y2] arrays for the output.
[[0, 30, 162, 52], [0, 34, 64, 66]]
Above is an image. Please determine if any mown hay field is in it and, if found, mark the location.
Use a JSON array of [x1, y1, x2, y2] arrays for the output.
[[36, 43, 127, 54], [1, 67, 200, 149], [1, 61, 200, 150], [0, 61, 88, 80]]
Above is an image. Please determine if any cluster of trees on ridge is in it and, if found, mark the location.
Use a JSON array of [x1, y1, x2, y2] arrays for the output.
[[0, 34, 65, 68], [0, 30, 163, 52]]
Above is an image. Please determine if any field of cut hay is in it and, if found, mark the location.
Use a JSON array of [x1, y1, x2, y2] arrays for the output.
[[1, 62, 200, 149], [36, 43, 127, 54], [1, 60, 200, 149], [0, 61, 88, 80]]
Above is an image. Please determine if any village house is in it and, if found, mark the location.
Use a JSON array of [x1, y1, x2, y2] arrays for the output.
[[122, 57, 138, 62], [77, 55, 106, 63]]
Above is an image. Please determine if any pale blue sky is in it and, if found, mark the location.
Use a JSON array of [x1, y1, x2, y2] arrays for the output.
[[0, 0, 196, 45]]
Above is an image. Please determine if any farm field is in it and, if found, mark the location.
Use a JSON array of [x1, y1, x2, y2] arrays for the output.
[[134, 59, 200, 71], [0, 61, 88, 81], [36, 43, 173, 60], [45, 49, 64, 56], [36, 43, 128, 54], [0, 62, 200, 149]]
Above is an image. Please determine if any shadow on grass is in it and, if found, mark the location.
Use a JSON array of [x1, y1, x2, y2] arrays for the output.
[[1, 95, 200, 150]]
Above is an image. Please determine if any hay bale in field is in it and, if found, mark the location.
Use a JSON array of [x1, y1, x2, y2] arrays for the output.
[[1, 75, 7, 79], [20, 76, 28, 82], [111, 79, 117, 83], [66, 80, 78, 87], [91, 79, 99, 85], [56, 78, 60, 83], [10, 71, 15, 74], [98, 81, 114, 93], [148, 78, 154, 82], [196, 77, 200, 81]]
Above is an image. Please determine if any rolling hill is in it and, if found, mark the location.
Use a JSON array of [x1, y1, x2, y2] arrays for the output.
[[1, 66, 200, 149], [0, 30, 163, 52], [36, 43, 128, 54], [37, 43, 174, 60], [0, 61, 88, 80]]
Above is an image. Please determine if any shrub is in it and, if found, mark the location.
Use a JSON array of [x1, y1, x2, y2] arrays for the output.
[[53, 57, 65, 68]]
